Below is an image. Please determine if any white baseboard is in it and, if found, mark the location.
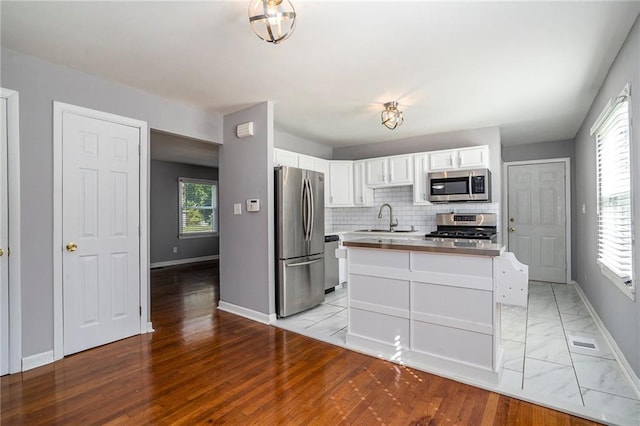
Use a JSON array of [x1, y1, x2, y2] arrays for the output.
[[573, 280, 640, 398], [217, 301, 272, 325], [22, 350, 54, 371], [144, 322, 154, 333], [150, 254, 219, 269]]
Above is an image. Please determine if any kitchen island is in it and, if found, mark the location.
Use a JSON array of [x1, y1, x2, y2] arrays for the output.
[[342, 237, 528, 384]]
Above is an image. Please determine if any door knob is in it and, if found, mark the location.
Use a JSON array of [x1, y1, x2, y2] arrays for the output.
[[509, 227, 516, 233], [66, 242, 78, 252], [0, 248, 4, 257]]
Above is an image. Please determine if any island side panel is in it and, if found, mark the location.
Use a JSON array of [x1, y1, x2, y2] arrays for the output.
[[346, 245, 503, 384]]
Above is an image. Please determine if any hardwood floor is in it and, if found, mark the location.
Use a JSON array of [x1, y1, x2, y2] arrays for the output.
[[1, 261, 600, 425]]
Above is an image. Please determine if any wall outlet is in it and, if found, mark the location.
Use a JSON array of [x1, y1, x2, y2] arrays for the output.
[[172, 246, 178, 253]]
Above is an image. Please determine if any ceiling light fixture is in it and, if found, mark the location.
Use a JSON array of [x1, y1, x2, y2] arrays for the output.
[[248, 0, 297, 45], [381, 101, 404, 130]]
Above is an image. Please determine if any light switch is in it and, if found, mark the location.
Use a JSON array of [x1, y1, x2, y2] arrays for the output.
[[233, 203, 242, 215], [247, 199, 260, 212]]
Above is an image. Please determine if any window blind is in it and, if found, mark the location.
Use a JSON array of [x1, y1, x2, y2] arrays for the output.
[[595, 91, 633, 287]]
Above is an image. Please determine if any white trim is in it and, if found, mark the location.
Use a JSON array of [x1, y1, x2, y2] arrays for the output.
[[217, 301, 272, 324], [502, 158, 572, 283], [1, 88, 22, 373], [53, 102, 149, 360], [573, 280, 640, 398], [590, 83, 631, 135], [22, 350, 54, 372], [150, 254, 219, 269]]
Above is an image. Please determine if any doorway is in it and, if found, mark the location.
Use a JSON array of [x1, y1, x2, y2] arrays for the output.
[[0, 88, 21, 375], [504, 159, 570, 283], [53, 102, 150, 360]]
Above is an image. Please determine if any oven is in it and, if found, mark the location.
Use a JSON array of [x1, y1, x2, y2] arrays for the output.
[[425, 213, 497, 243]]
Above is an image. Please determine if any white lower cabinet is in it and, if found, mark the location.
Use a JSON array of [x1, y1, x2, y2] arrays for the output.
[[346, 247, 503, 383]]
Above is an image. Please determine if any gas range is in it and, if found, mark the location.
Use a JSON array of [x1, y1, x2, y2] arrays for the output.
[[425, 213, 497, 243]]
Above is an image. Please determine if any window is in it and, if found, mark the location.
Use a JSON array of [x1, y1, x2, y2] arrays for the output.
[[179, 178, 218, 237], [592, 83, 634, 299]]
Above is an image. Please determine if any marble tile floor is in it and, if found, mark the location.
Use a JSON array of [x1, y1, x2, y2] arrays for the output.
[[272, 281, 640, 425]]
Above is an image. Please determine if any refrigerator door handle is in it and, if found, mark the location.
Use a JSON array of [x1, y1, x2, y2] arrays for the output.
[[286, 258, 323, 267], [301, 178, 309, 241], [308, 178, 315, 241]]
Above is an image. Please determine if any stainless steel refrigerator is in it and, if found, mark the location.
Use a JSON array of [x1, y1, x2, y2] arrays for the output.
[[275, 166, 325, 317]]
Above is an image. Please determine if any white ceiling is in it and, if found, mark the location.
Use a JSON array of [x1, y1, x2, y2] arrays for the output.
[[2, 1, 640, 150]]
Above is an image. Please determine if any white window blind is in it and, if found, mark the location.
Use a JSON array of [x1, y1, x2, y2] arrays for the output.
[[594, 84, 633, 292], [179, 178, 218, 237]]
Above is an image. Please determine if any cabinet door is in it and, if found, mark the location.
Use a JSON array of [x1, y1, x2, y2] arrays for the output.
[[313, 158, 330, 206], [413, 154, 430, 205], [388, 155, 413, 185], [365, 158, 388, 186], [429, 149, 456, 171], [353, 160, 373, 206], [328, 161, 354, 206], [274, 148, 299, 167], [458, 146, 489, 169]]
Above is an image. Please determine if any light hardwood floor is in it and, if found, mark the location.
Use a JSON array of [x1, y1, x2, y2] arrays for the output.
[[1, 261, 600, 424]]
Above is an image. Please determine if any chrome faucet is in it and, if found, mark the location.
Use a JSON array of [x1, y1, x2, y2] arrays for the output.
[[378, 203, 399, 231]]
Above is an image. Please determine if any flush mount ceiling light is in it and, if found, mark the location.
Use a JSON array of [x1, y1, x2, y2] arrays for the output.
[[381, 101, 404, 130], [248, 0, 297, 45]]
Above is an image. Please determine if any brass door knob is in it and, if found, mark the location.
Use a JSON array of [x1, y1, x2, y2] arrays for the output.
[[0, 248, 4, 257], [509, 227, 516, 233], [66, 242, 78, 252]]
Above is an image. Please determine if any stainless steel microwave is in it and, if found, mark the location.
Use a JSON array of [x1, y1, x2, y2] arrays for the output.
[[428, 168, 491, 203]]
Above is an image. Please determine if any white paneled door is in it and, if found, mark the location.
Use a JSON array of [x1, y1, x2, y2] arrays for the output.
[[0, 97, 8, 375], [62, 112, 141, 356], [507, 162, 567, 283]]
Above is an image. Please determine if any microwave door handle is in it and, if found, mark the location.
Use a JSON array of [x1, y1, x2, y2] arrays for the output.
[[432, 184, 444, 190], [469, 175, 473, 198]]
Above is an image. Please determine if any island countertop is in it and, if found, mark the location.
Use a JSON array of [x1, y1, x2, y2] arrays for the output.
[[342, 237, 505, 257]]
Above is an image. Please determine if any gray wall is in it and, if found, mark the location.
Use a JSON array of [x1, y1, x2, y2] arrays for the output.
[[574, 17, 639, 375], [0, 48, 222, 358], [275, 130, 333, 159], [334, 126, 503, 204], [219, 102, 275, 315], [502, 139, 577, 279], [150, 160, 219, 264]]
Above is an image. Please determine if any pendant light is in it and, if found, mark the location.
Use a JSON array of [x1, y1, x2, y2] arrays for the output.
[[248, 0, 297, 45], [381, 102, 404, 130]]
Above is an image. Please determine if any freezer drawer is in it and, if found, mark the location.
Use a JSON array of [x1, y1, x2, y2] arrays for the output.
[[277, 254, 325, 317]]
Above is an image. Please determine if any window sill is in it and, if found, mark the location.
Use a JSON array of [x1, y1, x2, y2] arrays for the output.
[[598, 262, 635, 301], [179, 232, 219, 240]]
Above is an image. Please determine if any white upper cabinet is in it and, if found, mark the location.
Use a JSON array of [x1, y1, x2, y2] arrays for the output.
[[458, 146, 489, 169], [353, 160, 374, 206], [365, 154, 413, 187], [274, 148, 299, 168], [328, 161, 354, 207], [429, 145, 489, 171], [413, 153, 431, 205]]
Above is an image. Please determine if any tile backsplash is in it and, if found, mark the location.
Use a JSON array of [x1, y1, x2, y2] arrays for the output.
[[325, 186, 500, 233]]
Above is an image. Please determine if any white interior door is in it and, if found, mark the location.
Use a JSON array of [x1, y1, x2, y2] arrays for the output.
[[62, 111, 141, 355], [507, 162, 567, 283], [0, 97, 8, 375]]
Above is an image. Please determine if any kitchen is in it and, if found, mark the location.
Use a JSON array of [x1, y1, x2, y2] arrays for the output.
[[2, 1, 640, 425]]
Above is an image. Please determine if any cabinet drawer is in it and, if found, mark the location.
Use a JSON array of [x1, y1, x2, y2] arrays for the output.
[[350, 308, 410, 348], [412, 282, 493, 326], [412, 321, 493, 368], [351, 275, 409, 310]]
